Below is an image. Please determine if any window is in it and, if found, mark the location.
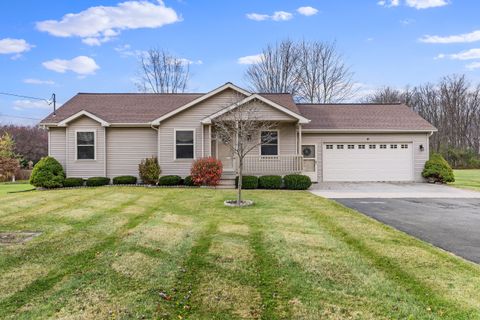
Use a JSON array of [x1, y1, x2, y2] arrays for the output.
[[369, 144, 376, 149], [175, 130, 194, 159], [390, 144, 398, 149], [336, 144, 344, 149], [260, 131, 278, 155], [347, 145, 355, 149], [401, 144, 409, 149], [380, 144, 387, 149], [76, 131, 95, 160], [326, 144, 333, 149], [358, 144, 365, 149]]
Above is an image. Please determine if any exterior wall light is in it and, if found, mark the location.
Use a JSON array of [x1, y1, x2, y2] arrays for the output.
[[419, 144, 424, 152]]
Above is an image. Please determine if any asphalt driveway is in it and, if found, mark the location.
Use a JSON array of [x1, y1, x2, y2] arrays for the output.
[[336, 198, 480, 263], [311, 183, 480, 263]]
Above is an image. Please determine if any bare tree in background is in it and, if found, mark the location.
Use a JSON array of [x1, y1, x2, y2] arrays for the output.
[[364, 75, 480, 168], [245, 40, 301, 96], [213, 94, 277, 205], [297, 41, 355, 103], [245, 39, 355, 103], [136, 49, 190, 93]]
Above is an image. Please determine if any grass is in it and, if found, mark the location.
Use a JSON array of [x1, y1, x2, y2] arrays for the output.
[[0, 187, 480, 319], [0, 181, 35, 195], [452, 169, 480, 191]]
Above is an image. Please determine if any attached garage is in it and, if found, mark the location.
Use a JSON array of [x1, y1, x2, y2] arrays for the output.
[[322, 142, 414, 182]]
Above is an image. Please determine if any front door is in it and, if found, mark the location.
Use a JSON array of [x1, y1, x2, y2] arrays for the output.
[[217, 140, 234, 171], [302, 144, 317, 182]]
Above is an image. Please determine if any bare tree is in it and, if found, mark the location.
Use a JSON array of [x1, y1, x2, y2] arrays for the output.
[[136, 49, 190, 93], [245, 39, 355, 103], [245, 39, 301, 96], [364, 86, 408, 104], [213, 94, 277, 205], [297, 41, 355, 103]]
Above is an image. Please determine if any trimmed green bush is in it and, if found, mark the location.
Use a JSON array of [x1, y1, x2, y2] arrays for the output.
[[63, 177, 84, 188], [112, 175, 137, 185], [258, 175, 283, 189], [30, 156, 65, 188], [235, 175, 258, 189], [86, 177, 110, 187], [283, 174, 312, 190], [184, 175, 195, 186], [158, 175, 182, 186], [139, 157, 160, 185], [422, 153, 455, 183]]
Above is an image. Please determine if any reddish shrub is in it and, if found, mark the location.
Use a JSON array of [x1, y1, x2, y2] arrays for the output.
[[190, 157, 223, 186]]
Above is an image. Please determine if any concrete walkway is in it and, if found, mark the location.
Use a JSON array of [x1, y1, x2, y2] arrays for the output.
[[310, 182, 480, 199]]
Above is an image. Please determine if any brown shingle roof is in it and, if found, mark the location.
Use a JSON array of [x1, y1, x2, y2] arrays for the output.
[[297, 103, 436, 131], [41, 93, 203, 124], [258, 93, 300, 114]]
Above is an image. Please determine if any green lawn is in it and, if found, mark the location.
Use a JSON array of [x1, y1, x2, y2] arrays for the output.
[[0, 182, 35, 195], [1, 187, 480, 319], [452, 169, 480, 191]]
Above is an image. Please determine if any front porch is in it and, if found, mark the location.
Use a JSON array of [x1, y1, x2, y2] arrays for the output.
[[221, 154, 304, 176]]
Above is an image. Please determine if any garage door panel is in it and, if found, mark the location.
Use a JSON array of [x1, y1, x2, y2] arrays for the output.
[[323, 143, 413, 182]]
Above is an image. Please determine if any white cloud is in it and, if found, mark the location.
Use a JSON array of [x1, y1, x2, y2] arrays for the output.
[[436, 48, 480, 60], [23, 78, 55, 85], [13, 99, 50, 111], [237, 54, 264, 65], [271, 11, 293, 21], [378, 0, 448, 9], [405, 0, 448, 9], [297, 6, 319, 16], [42, 56, 100, 75], [466, 62, 480, 70], [0, 38, 33, 54], [400, 18, 414, 25], [36, 0, 181, 46], [246, 13, 270, 21], [420, 30, 480, 44], [246, 10, 292, 22]]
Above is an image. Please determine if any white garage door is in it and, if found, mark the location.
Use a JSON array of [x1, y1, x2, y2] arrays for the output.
[[323, 143, 414, 182]]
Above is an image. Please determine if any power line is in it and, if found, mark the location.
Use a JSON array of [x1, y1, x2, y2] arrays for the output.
[[0, 91, 51, 104], [0, 113, 41, 121]]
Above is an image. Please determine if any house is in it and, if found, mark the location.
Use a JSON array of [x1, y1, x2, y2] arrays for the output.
[[39, 83, 437, 183]]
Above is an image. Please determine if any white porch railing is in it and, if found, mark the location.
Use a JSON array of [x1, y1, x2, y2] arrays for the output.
[[243, 155, 303, 175]]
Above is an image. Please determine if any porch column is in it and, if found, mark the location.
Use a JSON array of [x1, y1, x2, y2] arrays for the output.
[[201, 124, 205, 157], [208, 124, 212, 156], [298, 123, 302, 154]]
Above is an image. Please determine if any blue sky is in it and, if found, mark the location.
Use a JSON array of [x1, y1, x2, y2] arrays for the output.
[[1, 0, 479, 125]]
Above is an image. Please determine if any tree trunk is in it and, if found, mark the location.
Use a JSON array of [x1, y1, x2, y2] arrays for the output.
[[237, 158, 243, 206]]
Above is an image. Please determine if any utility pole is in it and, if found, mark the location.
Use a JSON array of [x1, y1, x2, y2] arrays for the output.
[[51, 93, 56, 115]]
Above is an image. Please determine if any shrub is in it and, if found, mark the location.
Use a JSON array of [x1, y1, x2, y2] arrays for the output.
[[158, 175, 182, 186], [258, 175, 283, 189], [30, 156, 65, 188], [283, 174, 312, 190], [63, 177, 84, 187], [190, 157, 223, 186], [184, 175, 195, 186], [235, 175, 258, 189], [86, 177, 110, 187], [113, 175, 137, 185], [422, 153, 455, 183], [139, 157, 160, 185]]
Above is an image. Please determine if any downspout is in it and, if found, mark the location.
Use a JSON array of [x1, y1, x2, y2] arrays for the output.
[[150, 123, 160, 162]]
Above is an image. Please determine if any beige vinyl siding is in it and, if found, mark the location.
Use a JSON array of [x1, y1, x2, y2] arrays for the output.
[[106, 128, 157, 179], [49, 127, 66, 167], [66, 116, 105, 178], [247, 123, 297, 155], [302, 132, 429, 182], [159, 89, 299, 177]]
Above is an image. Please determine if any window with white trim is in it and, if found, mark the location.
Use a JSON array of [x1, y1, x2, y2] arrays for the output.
[[76, 131, 95, 160], [380, 144, 387, 149], [369, 144, 376, 149], [336, 144, 344, 149], [390, 144, 398, 149], [401, 144, 408, 149], [326, 144, 333, 149], [260, 131, 278, 155], [358, 144, 365, 149], [347, 145, 355, 149], [175, 130, 194, 159]]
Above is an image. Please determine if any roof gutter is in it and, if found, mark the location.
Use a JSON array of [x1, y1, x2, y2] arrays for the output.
[[300, 128, 438, 133]]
